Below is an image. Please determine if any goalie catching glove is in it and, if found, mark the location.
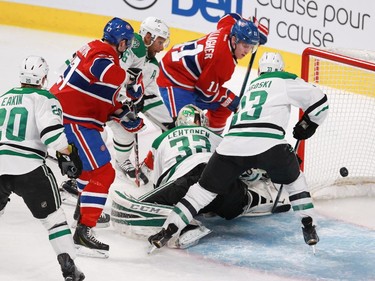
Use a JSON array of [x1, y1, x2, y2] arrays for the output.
[[126, 68, 144, 100], [293, 114, 319, 140], [56, 143, 83, 178]]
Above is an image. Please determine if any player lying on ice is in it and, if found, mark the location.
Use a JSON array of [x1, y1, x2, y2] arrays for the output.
[[147, 52, 329, 253], [110, 104, 291, 249]]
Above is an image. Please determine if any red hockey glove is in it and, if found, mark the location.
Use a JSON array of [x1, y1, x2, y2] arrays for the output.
[[126, 68, 144, 100], [220, 89, 240, 112]]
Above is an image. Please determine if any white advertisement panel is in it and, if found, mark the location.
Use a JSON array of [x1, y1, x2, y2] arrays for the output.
[[5, 0, 375, 54]]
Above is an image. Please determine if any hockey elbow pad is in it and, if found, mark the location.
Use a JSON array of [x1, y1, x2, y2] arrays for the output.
[[293, 114, 319, 140]]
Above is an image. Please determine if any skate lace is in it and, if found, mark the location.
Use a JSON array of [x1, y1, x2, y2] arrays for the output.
[[87, 227, 104, 245], [118, 160, 135, 172]]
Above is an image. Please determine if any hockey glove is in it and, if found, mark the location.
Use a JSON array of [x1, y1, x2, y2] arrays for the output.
[[56, 143, 83, 179], [120, 117, 145, 133], [293, 114, 319, 140], [220, 89, 240, 112], [111, 102, 146, 133], [252, 17, 268, 45], [126, 68, 144, 100]]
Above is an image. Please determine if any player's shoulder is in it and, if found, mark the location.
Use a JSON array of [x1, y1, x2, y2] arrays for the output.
[[2, 87, 56, 99], [147, 56, 159, 68], [252, 71, 298, 83], [131, 33, 147, 58]]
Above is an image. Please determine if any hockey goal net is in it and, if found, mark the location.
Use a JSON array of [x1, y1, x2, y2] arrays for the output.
[[299, 47, 375, 199]]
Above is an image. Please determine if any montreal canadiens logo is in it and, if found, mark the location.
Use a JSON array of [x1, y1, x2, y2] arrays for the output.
[[123, 0, 158, 10]]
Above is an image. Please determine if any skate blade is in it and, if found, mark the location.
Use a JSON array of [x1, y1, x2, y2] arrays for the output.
[[75, 245, 109, 259], [147, 244, 158, 255], [95, 222, 110, 228], [311, 245, 317, 255]]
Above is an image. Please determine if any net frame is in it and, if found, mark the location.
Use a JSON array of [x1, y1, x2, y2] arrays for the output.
[[299, 47, 375, 199]]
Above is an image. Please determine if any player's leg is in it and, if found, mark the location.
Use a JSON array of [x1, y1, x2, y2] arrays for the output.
[[0, 175, 12, 217], [13, 165, 85, 280], [159, 86, 196, 118], [258, 144, 319, 246], [148, 152, 246, 249], [65, 124, 115, 256], [205, 106, 232, 134], [107, 120, 148, 185]]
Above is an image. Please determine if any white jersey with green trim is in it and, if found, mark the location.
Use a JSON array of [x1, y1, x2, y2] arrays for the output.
[[151, 125, 222, 186], [217, 71, 329, 156], [0, 87, 68, 175], [120, 33, 172, 124]]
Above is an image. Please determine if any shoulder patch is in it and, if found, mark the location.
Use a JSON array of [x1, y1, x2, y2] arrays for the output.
[[131, 33, 147, 58]]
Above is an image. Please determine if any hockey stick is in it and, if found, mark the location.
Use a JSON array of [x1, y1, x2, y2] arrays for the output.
[[132, 103, 141, 187], [239, 50, 257, 100], [271, 140, 301, 213]]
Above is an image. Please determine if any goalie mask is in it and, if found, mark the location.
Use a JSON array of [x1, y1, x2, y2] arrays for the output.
[[19, 55, 49, 87], [176, 104, 209, 127], [258, 52, 285, 74], [139, 17, 170, 48]]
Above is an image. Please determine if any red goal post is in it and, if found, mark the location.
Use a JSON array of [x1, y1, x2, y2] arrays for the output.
[[299, 47, 375, 199]]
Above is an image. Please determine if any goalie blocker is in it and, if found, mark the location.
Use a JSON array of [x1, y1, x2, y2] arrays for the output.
[[110, 175, 290, 249]]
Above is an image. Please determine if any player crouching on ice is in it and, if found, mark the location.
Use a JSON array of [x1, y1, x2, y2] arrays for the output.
[[147, 52, 329, 253], [110, 105, 291, 250]]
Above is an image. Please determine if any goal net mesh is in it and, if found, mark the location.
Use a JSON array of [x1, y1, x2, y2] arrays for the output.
[[300, 48, 375, 199]]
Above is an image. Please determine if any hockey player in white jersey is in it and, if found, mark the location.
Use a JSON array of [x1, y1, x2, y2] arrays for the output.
[[111, 104, 290, 249], [107, 17, 174, 185], [148, 52, 329, 251], [0, 56, 85, 281]]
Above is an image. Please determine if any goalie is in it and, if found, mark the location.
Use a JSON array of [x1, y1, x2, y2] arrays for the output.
[[111, 104, 290, 249]]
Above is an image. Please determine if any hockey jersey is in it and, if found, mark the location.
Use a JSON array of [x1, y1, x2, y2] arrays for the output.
[[150, 125, 222, 186], [120, 33, 158, 98], [157, 13, 241, 105], [50, 40, 126, 131], [217, 71, 329, 156], [0, 87, 68, 174]]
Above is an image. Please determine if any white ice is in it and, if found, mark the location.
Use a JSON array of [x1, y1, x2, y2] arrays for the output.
[[0, 25, 374, 281]]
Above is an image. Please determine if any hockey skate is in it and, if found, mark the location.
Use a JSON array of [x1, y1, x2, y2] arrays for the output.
[[73, 224, 109, 258], [172, 220, 212, 249], [148, 223, 178, 253], [57, 253, 85, 281], [301, 216, 319, 246], [116, 159, 149, 185], [60, 180, 79, 206]]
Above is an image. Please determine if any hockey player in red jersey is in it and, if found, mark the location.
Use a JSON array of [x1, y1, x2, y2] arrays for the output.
[[157, 13, 268, 133], [50, 17, 143, 258]]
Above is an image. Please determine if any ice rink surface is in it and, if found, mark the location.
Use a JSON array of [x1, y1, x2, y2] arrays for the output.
[[0, 25, 374, 281]]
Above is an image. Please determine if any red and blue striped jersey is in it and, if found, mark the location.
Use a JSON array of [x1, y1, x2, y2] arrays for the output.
[[50, 40, 126, 131], [157, 14, 241, 104]]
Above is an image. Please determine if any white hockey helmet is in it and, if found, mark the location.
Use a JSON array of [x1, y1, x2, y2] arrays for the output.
[[139, 17, 170, 47], [258, 52, 284, 74], [19, 55, 49, 86], [176, 104, 209, 127]]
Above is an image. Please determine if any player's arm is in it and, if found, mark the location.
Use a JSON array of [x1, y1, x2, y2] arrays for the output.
[[36, 94, 82, 178], [289, 78, 329, 140], [195, 64, 239, 112]]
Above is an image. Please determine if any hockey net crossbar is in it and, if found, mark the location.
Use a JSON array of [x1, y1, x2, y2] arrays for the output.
[[299, 47, 375, 200]]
